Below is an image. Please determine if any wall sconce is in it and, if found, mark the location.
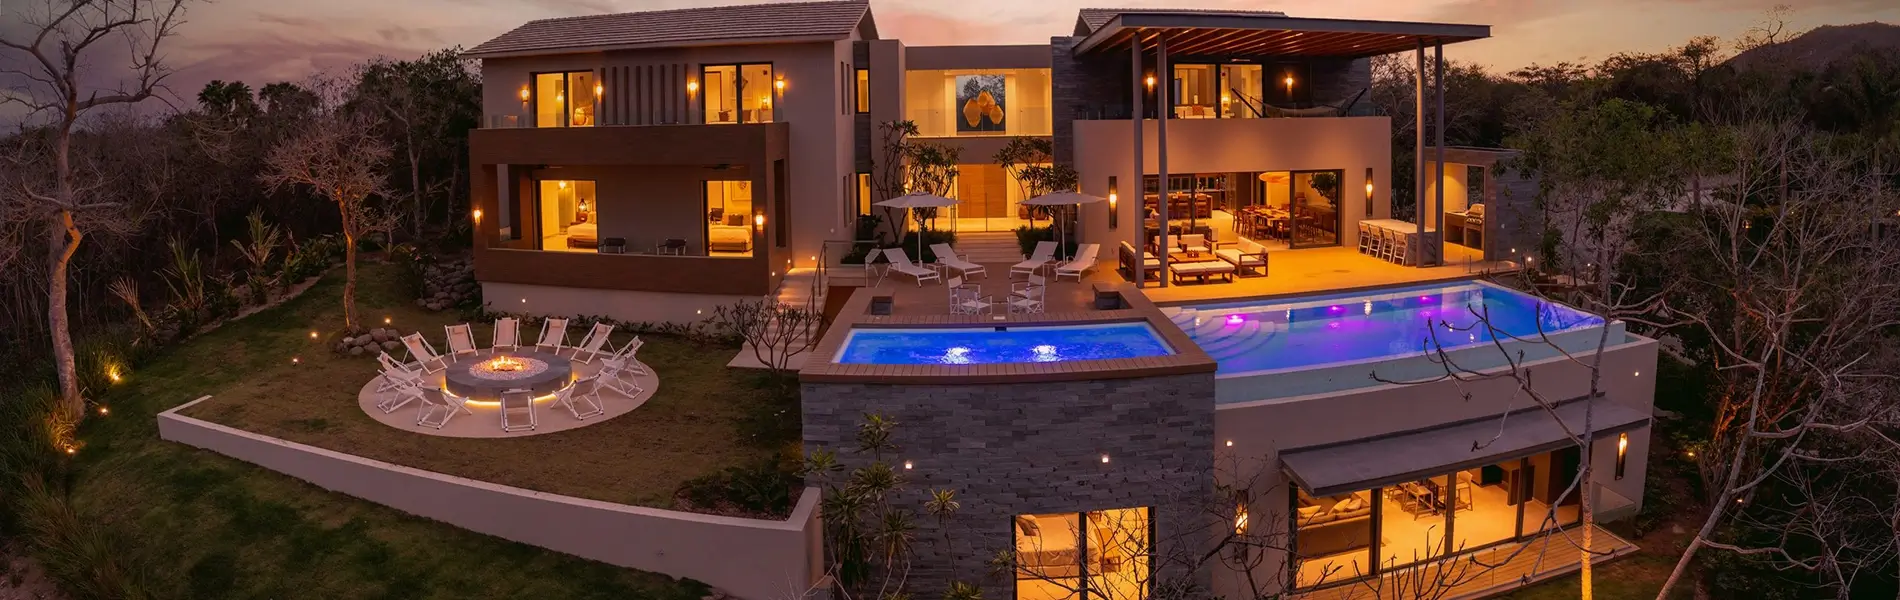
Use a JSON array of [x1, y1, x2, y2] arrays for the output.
[[1144, 74, 1155, 89], [1615, 432, 1629, 480], [594, 82, 603, 96], [754, 213, 766, 228], [1283, 74, 1295, 97], [687, 80, 699, 94], [472, 208, 483, 224], [518, 87, 530, 102], [774, 76, 785, 92], [1107, 176, 1119, 229], [1365, 167, 1376, 216]]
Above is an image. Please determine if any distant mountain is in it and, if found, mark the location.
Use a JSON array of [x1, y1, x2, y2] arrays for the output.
[[1727, 22, 1900, 71]]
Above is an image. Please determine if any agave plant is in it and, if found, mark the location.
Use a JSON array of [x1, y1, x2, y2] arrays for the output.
[[107, 276, 152, 334], [229, 209, 284, 302], [161, 237, 207, 324]]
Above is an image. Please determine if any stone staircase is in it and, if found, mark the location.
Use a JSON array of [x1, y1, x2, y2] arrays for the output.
[[953, 231, 1025, 265], [727, 267, 822, 370]]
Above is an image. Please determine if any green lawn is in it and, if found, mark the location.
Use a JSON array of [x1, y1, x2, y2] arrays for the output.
[[64, 261, 783, 599]]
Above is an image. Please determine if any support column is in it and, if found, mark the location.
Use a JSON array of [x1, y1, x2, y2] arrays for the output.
[[1413, 40, 1426, 268], [1131, 34, 1145, 287], [1433, 42, 1447, 267], [1157, 33, 1171, 287]]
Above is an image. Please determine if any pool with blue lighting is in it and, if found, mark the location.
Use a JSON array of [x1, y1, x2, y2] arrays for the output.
[[834, 322, 1175, 365], [1163, 282, 1603, 376]]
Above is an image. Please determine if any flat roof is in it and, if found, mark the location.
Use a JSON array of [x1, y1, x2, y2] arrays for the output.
[[1281, 398, 1648, 497], [1073, 10, 1490, 59]]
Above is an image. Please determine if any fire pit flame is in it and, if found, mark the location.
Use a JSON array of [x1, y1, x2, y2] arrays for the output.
[[486, 356, 526, 372]]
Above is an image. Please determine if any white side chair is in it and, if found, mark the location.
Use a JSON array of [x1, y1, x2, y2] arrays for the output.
[[493, 317, 519, 351], [1009, 284, 1046, 314], [1012, 273, 1047, 300], [444, 324, 478, 362], [947, 276, 993, 315], [555, 376, 606, 420], [400, 333, 447, 374], [535, 317, 569, 353], [570, 322, 617, 364], [500, 388, 537, 432]]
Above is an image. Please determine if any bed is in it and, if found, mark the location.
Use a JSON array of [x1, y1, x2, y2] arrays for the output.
[[708, 224, 752, 253], [565, 223, 598, 248]]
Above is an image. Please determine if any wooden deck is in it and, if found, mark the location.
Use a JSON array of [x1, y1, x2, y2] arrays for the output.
[[1295, 524, 1637, 600]]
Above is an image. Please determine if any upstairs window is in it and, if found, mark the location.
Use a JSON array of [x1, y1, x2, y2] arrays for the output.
[[703, 63, 775, 124], [534, 71, 597, 128], [855, 68, 870, 113]]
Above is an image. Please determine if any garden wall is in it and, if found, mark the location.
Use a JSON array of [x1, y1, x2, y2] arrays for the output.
[[158, 396, 823, 600]]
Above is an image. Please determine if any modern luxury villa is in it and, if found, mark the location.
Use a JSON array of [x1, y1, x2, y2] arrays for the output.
[[153, 3, 1656, 600]]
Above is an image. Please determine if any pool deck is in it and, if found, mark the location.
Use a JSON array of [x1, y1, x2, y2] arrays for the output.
[[827, 244, 1515, 317]]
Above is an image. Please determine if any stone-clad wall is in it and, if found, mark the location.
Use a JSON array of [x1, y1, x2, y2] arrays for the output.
[[1051, 35, 1126, 166], [1310, 58, 1372, 111], [802, 372, 1217, 594]]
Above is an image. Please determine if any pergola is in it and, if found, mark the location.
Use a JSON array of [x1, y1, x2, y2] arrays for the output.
[[1074, 11, 1491, 286]]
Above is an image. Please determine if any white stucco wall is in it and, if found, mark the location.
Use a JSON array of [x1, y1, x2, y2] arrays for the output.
[[158, 396, 823, 600]]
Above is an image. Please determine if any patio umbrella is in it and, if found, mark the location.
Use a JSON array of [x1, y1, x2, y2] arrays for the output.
[[1022, 191, 1105, 261], [874, 192, 958, 264]]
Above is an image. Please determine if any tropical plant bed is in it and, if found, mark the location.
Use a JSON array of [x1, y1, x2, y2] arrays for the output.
[[54, 262, 789, 598]]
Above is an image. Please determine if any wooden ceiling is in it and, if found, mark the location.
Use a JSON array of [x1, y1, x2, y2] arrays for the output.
[[1073, 14, 1490, 59]]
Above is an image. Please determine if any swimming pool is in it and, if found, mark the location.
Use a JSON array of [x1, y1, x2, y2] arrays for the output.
[[834, 322, 1175, 365], [1162, 282, 1610, 399]]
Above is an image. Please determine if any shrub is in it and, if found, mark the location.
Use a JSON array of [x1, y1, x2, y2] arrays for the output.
[[1013, 225, 1076, 259], [896, 228, 957, 263], [675, 457, 799, 517], [280, 234, 345, 284], [387, 242, 429, 297]]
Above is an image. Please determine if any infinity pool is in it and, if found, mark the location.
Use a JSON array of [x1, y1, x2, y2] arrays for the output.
[[834, 322, 1175, 365], [1163, 282, 1604, 377]]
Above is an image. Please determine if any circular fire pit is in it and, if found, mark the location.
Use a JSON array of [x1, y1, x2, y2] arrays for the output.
[[443, 349, 574, 401]]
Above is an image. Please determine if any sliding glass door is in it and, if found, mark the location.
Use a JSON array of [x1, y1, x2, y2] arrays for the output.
[[1289, 170, 1343, 249]]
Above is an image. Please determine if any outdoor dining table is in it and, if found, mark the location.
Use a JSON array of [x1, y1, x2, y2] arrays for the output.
[[1361, 218, 1441, 266]]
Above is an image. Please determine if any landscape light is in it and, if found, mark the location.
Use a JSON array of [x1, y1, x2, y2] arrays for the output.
[[383, 316, 392, 324], [903, 461, 913, 470], [1101, 454, 1111, 464], [310, 331, 319, 339]]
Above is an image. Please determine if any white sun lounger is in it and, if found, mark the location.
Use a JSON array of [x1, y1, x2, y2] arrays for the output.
[[555, 376, 606, 420], [401, 333, 447, 373], [493, 317, 519, 351], [1012, 241, 1057, 277], [570, 322, 616, 364], [1055, 244, 1100, 282], [535, 317, 569, 353], [444, 324, 478, 362], [930, 243, 987, 279], [413, 387, 471, 429], [882, 248, 941, 286]]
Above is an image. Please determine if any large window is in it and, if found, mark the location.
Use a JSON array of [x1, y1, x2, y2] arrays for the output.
[[904, 68, 1052, 137], [535, 179, 597, 253], [702, 64, 774, 124], [1012, 508, 1150, 600], [1220, 64, 1263, 119], [1172, 64, 1216, 119], [533, 71, 597, 128], [703, 181, 754, 257], [1290, 170, 1344, 248]]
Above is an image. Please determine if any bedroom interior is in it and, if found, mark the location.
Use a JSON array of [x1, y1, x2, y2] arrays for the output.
[[704, 180, 755, 257], [537, 179, 597, 253], [1013, 508, 1150, 600]]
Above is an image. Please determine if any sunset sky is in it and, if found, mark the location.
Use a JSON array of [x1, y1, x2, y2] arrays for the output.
[[4, 0, 1899, 120]]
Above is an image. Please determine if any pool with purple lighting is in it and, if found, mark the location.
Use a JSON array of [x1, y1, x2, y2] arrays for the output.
[[1162, 281, 1604, 379], [834, 322, 1175, 365]]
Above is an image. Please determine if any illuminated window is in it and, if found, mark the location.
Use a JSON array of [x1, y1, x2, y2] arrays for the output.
[[855, 68, 870, 113], [533, 71, 596, 128], [1012, 508, 1150, 600], [857, 172, 873, 217], [534, 179, 597, 252], [1615, 433, 1629, 480], [702, 63, 774, 124], [704, 181, 755, 257]]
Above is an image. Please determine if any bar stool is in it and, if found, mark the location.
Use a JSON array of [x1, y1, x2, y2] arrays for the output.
[[1358, 223, 1375, 255]]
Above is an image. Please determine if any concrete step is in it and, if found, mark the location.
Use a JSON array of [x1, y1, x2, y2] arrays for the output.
[[953, 232, 1025, 264]]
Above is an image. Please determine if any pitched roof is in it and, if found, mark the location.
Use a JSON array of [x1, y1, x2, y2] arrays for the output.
[[1075, 7, 1288, 35], [466, 0, 872, 58]]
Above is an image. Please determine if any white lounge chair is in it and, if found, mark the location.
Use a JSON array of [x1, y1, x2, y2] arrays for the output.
[[931, 243, 987, 280], [570, 322, 617, 364], [374, 352, 422, 395], [555, 376, 606, 420], [861, 248, 887, 286], [535, 317, 569, 353], [599, 337, 649, 384], [444, 324, 477, 362], [882, 248, 941, 286], [413, 387, 471, 429], [1055, 244, 1100, 282], [493, 317, 519, 351], [1012, 241, 1057, 277], [400, 333, 446, 374], [499, 388, 536, 432]]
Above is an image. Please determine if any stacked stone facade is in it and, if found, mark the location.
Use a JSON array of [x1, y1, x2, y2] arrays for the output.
[[802, 372, 1218, 595]]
